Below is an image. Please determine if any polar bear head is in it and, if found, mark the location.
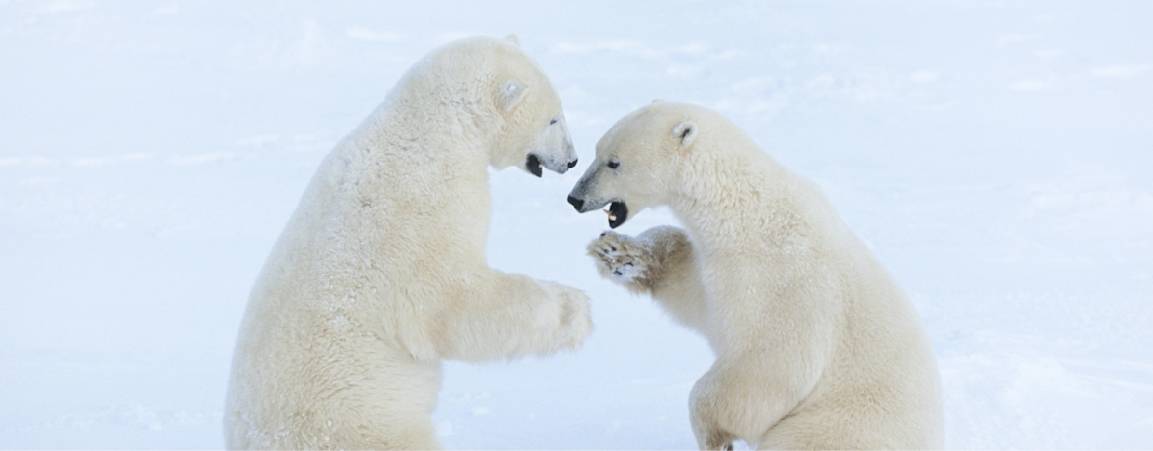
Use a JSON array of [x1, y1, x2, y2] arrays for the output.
[[566, 101, 705, 228], [479, 36, 578, 177]]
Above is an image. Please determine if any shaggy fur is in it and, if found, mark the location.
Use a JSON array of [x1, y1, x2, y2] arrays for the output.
[[572, 101, 943, 449], [224, 36, 591, 449]]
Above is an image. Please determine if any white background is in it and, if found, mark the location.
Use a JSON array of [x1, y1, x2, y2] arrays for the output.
[[2, 0, 1151, 447]]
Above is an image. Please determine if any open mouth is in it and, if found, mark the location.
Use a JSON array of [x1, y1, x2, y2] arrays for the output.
[[526, 154, 543, 177], [604, 201, 628, 228]]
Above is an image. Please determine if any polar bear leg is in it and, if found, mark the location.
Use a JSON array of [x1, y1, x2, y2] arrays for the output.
[[690, 363, 737, 451], [433, 271, 591, 362], [691, 350, 825, 450], [588, 226, 709, 334], [364, 420, 441, 450]]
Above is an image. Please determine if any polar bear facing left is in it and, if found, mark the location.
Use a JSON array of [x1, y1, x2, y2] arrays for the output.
[[224, 36, 591, 449], [568, 102, 942, 449]]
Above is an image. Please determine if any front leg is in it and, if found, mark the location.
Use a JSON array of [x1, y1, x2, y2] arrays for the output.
[[588, 226, 709, 335], [433, 271, 592, 362]]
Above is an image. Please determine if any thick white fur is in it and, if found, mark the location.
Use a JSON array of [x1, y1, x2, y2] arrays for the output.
[[224, 36, 591, 449], [575, 102, 943, 449]]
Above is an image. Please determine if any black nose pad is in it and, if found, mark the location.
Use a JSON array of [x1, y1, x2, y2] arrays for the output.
[[566, 195, 584, 211], [567, 159, 578, 169]]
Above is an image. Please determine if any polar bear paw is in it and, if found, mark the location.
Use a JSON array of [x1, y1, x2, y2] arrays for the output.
[[538, 281, 593, 351], [587, 231, 656, 291]]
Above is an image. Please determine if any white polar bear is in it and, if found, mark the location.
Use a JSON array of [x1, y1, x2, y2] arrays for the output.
[[225, 36, 592, 449], [567, 101, 943, 449]]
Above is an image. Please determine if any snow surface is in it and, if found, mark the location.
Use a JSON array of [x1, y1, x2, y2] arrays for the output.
[[2, 0, 1152, 448]]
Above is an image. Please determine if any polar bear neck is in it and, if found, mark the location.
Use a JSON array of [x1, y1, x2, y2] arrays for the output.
[[336, 85, 494, 196], [669, 141, 831, 254], [287, 66, 507, 276], [334, 48, 513, 182], [363, 72, 497, 153]]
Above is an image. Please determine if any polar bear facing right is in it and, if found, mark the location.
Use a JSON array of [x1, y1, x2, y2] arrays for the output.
[[566, 102, 943, 449], [225, 36, 590, 449]]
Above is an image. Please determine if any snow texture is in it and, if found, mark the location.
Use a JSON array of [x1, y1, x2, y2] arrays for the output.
[[2, 0, 1151, 448]]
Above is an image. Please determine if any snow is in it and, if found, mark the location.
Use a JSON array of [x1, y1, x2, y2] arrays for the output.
[[2, 0, 1152, 448]]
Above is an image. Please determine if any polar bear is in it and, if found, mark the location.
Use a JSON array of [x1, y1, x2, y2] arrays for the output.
[[224, 36, 592, 449], [566, 101, 943, 449]]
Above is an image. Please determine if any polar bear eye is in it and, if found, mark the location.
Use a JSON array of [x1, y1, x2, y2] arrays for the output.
[[549, 118, 559, 125], [607, 160, 620, 169]]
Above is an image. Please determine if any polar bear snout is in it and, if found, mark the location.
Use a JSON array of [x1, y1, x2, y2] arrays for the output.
[[566, 192, 630, 228], [567, 195, 584, 211], [526, 153, 578, 177], [564, 188, 601, 214], [523, 117, 578, 176]]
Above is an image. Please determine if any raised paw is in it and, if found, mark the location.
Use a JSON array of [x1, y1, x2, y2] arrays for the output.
[[587, 231, 655, 290]]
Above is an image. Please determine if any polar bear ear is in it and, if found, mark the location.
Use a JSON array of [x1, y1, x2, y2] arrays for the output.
[[498, 79, 528, 112], [504, 34, 521, 46], [672, 121, 697, 147]]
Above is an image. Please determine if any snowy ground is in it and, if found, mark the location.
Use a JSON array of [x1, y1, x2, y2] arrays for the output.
[[2, 0, 1152, 448]]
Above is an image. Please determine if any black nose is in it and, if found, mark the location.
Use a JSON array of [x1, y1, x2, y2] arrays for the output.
[[567, 159, 578, 169], [567, 195, 584, 211]]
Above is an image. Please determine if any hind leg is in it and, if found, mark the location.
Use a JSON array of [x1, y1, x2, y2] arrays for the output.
[[320, 408, 442, 450], [690, 368, 736, 451], [374, 420, 441, 450], [692, 354, 818, 451]]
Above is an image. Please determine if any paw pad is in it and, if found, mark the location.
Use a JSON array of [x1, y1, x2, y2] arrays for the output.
[[588, 232, 652, 286]]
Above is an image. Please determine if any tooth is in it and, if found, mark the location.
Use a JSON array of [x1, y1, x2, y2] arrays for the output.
[[609, 214, 617, 221]]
